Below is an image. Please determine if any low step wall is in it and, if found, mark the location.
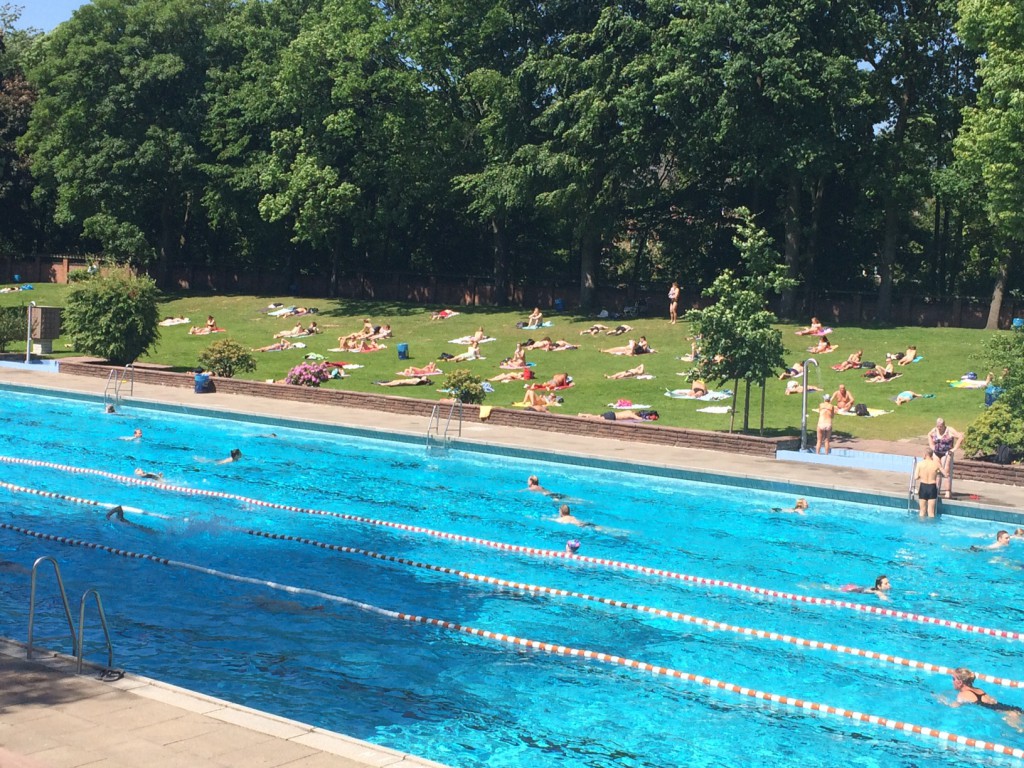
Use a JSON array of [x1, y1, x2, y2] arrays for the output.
[[59, 360, 794, 459]]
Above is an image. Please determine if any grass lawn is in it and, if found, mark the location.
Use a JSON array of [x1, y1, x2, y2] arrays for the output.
[[1, 285, 1004, 443]]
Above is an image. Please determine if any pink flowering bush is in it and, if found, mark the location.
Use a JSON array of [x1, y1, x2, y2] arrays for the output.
[[284, 362, 331, 387]]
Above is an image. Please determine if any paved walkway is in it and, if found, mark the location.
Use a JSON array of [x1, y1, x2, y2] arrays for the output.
[[1, 366, 1022, 768]]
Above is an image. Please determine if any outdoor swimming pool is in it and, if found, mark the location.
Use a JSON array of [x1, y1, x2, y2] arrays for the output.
[[1, 387, 1022, 767]]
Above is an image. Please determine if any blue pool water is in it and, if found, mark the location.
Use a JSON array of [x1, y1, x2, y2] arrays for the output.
[[1, 388, 1023, 767]]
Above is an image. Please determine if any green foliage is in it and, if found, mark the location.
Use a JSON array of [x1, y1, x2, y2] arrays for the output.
[[442, 368, 485, 405], [197, 338, 256, 378], [963, 401, 1024, 458], [0, 305, 22, 352], [63, 273, 160, 365]]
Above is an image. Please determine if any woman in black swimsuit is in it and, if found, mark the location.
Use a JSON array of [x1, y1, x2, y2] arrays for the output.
[[947, 667, 1024, 731]]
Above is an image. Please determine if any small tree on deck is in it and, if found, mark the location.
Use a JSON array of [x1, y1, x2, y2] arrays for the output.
[[685, 208, 793, 433]]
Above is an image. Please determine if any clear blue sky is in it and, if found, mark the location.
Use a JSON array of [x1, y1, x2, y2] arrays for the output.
[[18, 0, 85, 32]]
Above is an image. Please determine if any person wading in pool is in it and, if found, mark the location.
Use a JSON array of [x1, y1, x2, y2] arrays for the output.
[[912, 448, 945, 518]]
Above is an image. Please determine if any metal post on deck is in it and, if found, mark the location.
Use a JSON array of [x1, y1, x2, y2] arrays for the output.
[[799, 357, 819, 452], [24, 301, 35, 364]]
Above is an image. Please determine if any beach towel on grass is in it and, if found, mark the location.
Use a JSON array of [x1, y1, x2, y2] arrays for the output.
[[795, 327, 833, 336], [824, 406, 894, 417], [947, 379, 986, 389], [449, 336, 498, 345], [607, 403, 652, 410], [664, 389, 732, 401], [529, 382, 574, 391], [696, 406, 732, 414], [519, 321, 554, 330], [499, 362, 536, 370], [328, 345, 386, 353]]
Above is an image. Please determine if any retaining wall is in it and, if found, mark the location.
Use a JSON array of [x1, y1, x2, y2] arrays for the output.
[[59, 360, 794, 459]]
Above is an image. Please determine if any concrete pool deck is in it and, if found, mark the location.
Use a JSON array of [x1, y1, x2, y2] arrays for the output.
[[1, 366, 1022, 768]]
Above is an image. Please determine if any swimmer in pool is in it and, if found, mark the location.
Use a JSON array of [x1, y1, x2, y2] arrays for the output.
[[134, 468, 164, 480], [105, 505, 155, 532], [941, 667, 1024, 732], [840, 574, 891, 601], [771, 498, 808, 514], [217, 448, 242, 464], [525, 475, 559, 498], [566, 539, 581, 554], [970, 530, 1012, 551], [555, 504, 592, 527], [121, 429, 143, 441]]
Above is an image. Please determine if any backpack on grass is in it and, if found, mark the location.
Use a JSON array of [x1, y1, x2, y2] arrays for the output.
[[854, 403, 869, 417]]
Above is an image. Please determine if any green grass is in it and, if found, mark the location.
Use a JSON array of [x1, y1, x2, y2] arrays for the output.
[[1, 286, 1003, 442]]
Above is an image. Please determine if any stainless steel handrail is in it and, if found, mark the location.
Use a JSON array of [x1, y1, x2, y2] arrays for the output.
[[77, 588, 114, 674], [28, 556, 78, 659]]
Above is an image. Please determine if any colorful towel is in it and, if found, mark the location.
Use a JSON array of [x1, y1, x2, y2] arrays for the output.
[[607, 402, 652, 409], [947, 379, 986, 389]]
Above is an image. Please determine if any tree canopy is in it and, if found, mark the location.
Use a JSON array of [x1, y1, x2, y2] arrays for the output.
[[5, 0, 1023, 318]]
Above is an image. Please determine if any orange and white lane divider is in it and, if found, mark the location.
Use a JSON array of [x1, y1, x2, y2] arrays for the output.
[[246, 529, 1024, 690], [1, 519, 1022, 761], [2, 456, 1021, 642], [7, 477, 1020, 688]]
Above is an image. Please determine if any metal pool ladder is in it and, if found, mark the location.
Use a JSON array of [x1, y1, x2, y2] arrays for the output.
[[28, 556, 118, 676], [103, 363, 135, 411], [907, 457, 918, 513], [426, 400, 463, 447]]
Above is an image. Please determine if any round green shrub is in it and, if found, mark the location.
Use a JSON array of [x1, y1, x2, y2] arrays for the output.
[[63, 272, 160, 365], [963, 400, 1024, 458], [197, 339, 257, 378], [442, 368, 486, 404]]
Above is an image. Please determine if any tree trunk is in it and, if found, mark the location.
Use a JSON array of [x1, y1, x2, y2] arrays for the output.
[[729, 379, 739, 433], [759, 380, 766, 437], [779, 172, 801, 320], [985, 253, 1010, 330], [491, 217, 509, 307], [742, 379, 751, 432], [578, 221, 600, 311], [805, 175, 825, 314], [876, 202, 899, 322]]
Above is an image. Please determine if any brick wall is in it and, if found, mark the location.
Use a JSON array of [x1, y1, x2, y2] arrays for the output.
[[60, 360, 795, 458]]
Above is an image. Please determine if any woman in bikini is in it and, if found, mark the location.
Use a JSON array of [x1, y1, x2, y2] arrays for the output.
[[400, 361, 438, 377], [833, 350, 863, 371], [840, 574, 891, 601]]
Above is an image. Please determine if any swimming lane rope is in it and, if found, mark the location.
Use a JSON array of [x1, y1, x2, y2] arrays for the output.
[[1, 520, 1021, 761], [246, 529, 1024, 690], [1, 456, 1021, 642], [5, 477, 1018, 689]]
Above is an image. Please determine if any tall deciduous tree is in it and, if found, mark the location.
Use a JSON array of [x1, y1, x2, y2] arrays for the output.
[[0, 3, 43, 252], [955, 0, 1024, 329], [658, 0, 874, 319], [22, 0, 230, 281]]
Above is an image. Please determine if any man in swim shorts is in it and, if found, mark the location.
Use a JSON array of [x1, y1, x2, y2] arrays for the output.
[[912, 448, 945, 518]]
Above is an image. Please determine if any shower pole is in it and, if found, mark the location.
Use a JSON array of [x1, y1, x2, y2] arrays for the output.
[[800, 357, 819, 452]]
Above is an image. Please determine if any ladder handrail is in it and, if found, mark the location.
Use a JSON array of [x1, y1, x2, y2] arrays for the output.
[[28, 556, 78, 659], [442, 400, 463, 438], [77, 588, 114, 674], [908, 457, 918, 513]]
